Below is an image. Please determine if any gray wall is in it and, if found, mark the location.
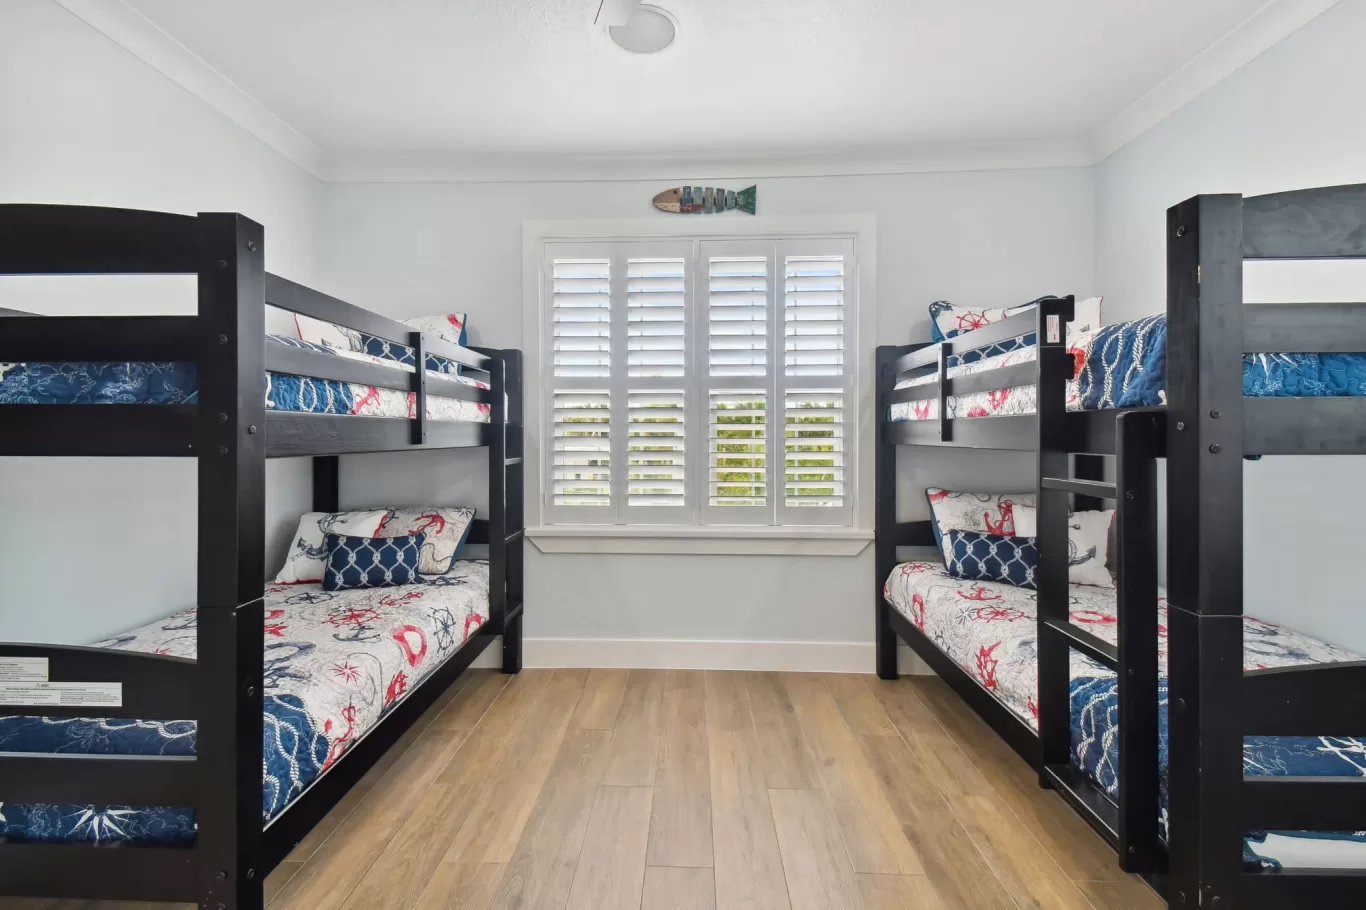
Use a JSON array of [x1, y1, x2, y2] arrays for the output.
[[1093, 0, 1366, 652]]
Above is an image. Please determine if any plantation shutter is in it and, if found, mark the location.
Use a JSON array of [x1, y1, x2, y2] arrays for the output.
[[777, 239, 853, 525], [700, 240, 773, 524], [542, 235, 855, 528], [621, 246, 691, 522]]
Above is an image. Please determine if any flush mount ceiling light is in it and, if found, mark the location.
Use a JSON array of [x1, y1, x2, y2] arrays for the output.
[[603, 3, 677, 54]]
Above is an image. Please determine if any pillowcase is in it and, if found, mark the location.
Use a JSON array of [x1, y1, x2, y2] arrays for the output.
[[402, 313, 468, 348], [926, 488, 1036, 561], [377, 507, 475, 575], [926, 296, 1103, 346], [295, 314, 363, 353], [359, 313, 469, 375], [946, 530, 1037, 590], [1065, 508, 1115, 587], [1001, 505, 1115, 587], [275, 510, 391, 584], [323, 532, 425, 592]]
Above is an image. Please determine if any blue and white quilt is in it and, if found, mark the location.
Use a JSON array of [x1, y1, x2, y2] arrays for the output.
[[883, 562, 1366, 871], [0, 563, 489, 845], [891, 313, 1366, 421], [0, 334, 490, 423]]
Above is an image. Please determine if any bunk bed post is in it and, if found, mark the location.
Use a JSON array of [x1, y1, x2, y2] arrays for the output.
[[502, 349, 525, 674], [1164, 194, 1246, 909], [195, 212, 269, 910], [1035, 296, 1076, 784], [874, 345, 903, 680], [312, 455, 340, 511]]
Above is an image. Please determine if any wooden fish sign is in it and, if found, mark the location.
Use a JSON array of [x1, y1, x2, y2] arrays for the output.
[[653, 185, 756, 215]]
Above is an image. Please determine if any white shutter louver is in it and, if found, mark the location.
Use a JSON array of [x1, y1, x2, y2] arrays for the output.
[[551, 390, 611, 506], [627, 258, 685, 378], [552, 258, 611, 378], [708, 256, 768, 377], [709, 391, 766, 506], [628, 390, 685, 507], [784, 389, 843, 508], [784, 255, 844, 377]]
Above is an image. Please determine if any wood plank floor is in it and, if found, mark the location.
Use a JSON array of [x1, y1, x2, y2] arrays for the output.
[[1, 670, 1163, 910]]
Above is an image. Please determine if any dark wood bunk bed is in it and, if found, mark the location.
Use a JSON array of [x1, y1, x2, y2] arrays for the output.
[[875, 186, 1366, 909], [0, 204, 525, 910]]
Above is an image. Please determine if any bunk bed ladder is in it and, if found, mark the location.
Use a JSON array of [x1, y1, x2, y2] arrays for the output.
[[477, 347, 525, 674]]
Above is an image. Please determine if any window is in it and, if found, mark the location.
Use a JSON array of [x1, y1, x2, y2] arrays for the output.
[[543, 235, 856, 528]]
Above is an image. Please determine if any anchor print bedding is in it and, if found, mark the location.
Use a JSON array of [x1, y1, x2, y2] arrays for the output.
[[0, 563, 489, 845], [889, 314, 1366, 421], [882, 561, 1366, 870]]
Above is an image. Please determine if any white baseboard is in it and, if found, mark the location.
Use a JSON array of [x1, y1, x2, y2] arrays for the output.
[[470, 637, 933, 675]]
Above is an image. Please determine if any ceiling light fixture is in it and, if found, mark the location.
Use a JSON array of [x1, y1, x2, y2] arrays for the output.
[[607, 4, 677, 55]]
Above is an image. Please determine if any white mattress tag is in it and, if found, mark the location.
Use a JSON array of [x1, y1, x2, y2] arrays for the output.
[[1046, 314, 1061, 344], [0, 681, 122, 707], [0, 657, 48, 682]]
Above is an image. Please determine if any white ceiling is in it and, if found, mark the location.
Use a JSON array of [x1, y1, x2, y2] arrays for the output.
[[72, 0, 1341, 179]]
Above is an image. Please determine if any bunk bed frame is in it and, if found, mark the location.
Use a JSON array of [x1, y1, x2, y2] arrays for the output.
[[876, 185, 1366, 909], [0, 204, 525, 910]]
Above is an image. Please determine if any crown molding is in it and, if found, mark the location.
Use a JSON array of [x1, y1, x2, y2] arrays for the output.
[[1092, 0, 1344, 161], [53, 0, 325, 178], [318, 139, 1096, 183]]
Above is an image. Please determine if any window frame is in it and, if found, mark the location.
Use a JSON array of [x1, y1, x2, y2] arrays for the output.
[[524, 215, 877, 555]]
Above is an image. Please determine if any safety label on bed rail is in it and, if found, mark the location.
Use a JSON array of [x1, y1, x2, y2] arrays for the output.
[[0, 657, 49, 682], [0, 682, 122, 707]]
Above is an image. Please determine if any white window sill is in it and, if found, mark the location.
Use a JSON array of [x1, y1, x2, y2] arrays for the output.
[[527, 525, 874, 556]]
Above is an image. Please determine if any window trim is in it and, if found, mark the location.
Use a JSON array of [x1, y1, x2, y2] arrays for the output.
[[523, 214, 878, 545]]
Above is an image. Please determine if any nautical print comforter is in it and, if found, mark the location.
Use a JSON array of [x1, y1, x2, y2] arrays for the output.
[[890, 314, 1366, 421], [0, 562, 489, 845], [0, 334, 491, 423], [883, 561, 1366, 870]]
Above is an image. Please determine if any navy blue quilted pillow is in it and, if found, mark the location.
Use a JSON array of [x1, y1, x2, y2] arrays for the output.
[[323, 532, 425, 591], [946, 530, 1037, 590]]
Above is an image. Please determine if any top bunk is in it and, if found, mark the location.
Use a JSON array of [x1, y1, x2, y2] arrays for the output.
[[879, 183, 1366, 457], [0, 204, 516, 459]]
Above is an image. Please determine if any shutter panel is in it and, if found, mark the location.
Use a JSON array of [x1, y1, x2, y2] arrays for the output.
[[784, 254, 844, 377], [627, 258, 685, 378], [551, 389, 611, 506], [552, 258, 611, 378], [708, 390, 767, 507], [708, 256, 768, 377], [784, 389, 844, 508], [628, 389, 685, 507]]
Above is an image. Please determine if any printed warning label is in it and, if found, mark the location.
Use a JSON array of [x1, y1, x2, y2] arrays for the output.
[[0, 681, 123, 708], [0, 658, 49, 682], [1046, 314, 1061, 345]]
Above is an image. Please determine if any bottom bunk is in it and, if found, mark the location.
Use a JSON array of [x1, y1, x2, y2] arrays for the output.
[[883, 561, 1366, 871], [0, 562, 490, 845]]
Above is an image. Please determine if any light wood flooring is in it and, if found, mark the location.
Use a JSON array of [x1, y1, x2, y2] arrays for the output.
[[1, 669, 1164, 910]]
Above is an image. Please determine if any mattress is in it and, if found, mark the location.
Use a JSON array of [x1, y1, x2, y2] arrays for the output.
[[0, 334, 491, 423], [883, 561, 1366, 871], [890, 313, 1366, 421], [0, 561, 490, 845]]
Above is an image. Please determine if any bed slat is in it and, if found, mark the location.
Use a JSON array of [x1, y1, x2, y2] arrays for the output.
[[1242, 660, 1366, 735], [1243, 302, 1366, 353], [0, 754, 198, 806], [0, 204, 199, 275], [0, 842, 199, 903], [1242, 184, 1366, 260], [1240, 776, 1366, 831]]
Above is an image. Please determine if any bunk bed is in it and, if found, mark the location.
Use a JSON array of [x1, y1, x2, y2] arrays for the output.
[[0, 204, 526, 910], [875, 185, 1366, 909]]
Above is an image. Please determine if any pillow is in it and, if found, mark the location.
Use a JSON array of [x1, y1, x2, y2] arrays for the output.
[[1004, 504, 1115, 587], [323, 532, 425, 592], [275, 510, 391, 584], [1065, 508, 1115, 587], [946, 530, 1037, 590], [926, 488, 1035, 561], [377, 507, 475, 575], [927, 296, 1103, 346], [295, 314, 362, 353], [403, 313, 468, 348], [359, 313, 469, 375]]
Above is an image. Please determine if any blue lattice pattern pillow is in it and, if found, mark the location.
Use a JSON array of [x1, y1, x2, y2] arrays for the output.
[[945, 530, 1038, 590], [359, 313, 468, 375], [323, 532, 425, 591]]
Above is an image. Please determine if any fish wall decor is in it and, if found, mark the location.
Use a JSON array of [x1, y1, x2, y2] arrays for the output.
[[653, 185, 756, 215]]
